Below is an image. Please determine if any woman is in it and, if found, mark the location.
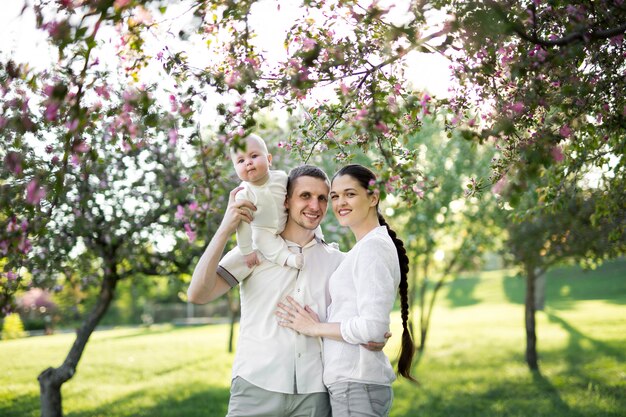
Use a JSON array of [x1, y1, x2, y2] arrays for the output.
[[276, 164, 415, 417]]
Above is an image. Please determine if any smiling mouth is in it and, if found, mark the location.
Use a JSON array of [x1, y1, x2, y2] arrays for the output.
[[303, 212, 320, 220], [337, 209, 351, 216]]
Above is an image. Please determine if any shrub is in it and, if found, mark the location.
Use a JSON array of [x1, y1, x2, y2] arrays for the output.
[[1, 313, 27, 340]]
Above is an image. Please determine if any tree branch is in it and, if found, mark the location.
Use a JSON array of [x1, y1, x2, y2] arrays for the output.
[[488, 1, 626, 46]]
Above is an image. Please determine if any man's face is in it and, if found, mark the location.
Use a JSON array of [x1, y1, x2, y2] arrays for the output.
[[284, 176, 330, 231]]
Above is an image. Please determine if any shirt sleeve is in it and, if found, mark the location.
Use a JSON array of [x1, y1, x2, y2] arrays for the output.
[[217, 246, 255, 288], [235, 187, 254, 255], [340, 238, 399, 344]]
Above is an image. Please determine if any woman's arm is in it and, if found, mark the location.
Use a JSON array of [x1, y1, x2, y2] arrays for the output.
[[276, 296, 344, 341], [276, 297, 390, 349], [341, 240, 399, 344]]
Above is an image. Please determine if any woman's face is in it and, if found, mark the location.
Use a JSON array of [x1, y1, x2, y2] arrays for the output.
[[330, 174, 377, 228]]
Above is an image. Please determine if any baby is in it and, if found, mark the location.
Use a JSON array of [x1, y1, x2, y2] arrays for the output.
[[231, 134, 304, 269]]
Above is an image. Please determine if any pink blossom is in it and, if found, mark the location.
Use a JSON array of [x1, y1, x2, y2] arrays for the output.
[[43, 84, 55, 97], [176, 205, 185, 221], [0, 116, 7, 128], [71, 154, 81, 166], [45, 102, 60, 121], [73, 140, 90, 153], [4, 152, 22, 175], [225, 71, 241, 88], [6, 217, 19, 233], [375, 122, 389, 134], [354, 108, 368, 121], [114, 0, 132, 9], [511, 102, 525, 114], [551, 146, 564, 163], [180, 104, 192, 116], [302, 38, 317, 52], [0, 241, 8, 255], [245, 57, 259, 69], [132, 6, 153, 25], [25, 180, 46, 205], [66, 119, 79, 131], [492, 176, 507, 195], [189, 201, 199, 212], [95, 85, 110, 99], [168, 128, 178, 146], [18, 236, 32, 254], [44, 21, 60, 38], [559, 124, 572, 138], [339, 82, 349, 95], [184, 223, 196, 242], [169, 94, 178, 112], [412, 185, 425, 199]]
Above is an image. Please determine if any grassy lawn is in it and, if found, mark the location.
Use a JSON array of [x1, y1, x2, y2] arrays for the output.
[[1, 260, 624, 417]]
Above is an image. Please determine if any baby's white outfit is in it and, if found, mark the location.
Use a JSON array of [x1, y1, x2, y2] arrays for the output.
[[235, 170, 293, 266]]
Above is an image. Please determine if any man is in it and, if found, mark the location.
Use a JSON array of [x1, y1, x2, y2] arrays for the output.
[[188, 165, 350, 417]]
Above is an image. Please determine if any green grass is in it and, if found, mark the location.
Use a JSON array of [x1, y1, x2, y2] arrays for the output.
[[1, 260, 625, 417]]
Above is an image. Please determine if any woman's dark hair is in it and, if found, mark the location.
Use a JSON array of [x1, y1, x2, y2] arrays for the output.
[[332, 164, 416, 382]]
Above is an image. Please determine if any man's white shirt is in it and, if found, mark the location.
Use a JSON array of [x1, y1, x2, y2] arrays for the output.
[[217, 235, 344, 394]]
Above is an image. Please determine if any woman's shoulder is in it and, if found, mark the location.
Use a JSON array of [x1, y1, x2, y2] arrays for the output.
[[355, 227, 396, 257]]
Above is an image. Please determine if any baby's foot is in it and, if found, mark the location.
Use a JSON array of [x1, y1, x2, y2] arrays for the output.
[[286, 253, 304, 270]]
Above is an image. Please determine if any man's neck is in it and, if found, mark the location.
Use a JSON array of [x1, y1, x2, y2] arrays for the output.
[[281, 224, 316, 247]]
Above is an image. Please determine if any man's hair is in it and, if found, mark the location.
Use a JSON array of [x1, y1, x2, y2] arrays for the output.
[[286, 165, 330, 197]]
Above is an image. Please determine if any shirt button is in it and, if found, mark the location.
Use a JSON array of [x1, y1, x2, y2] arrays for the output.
[[296, 288, 301, 293], [298, 353, 302, 358]]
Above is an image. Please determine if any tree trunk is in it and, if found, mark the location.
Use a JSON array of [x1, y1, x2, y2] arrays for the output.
[[524, 265, 539, 371], [418, 242, 465, 353], [38, 272, 119, 417], [534, 268, 546, 311], [226, 291, 240, 353], [417, 256, 430, 354]]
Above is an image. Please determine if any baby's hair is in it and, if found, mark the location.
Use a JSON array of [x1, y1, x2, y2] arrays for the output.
[[230, 133, 268, 156]]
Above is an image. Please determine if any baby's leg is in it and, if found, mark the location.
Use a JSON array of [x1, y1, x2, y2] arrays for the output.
[[254, 229, 303, 269]]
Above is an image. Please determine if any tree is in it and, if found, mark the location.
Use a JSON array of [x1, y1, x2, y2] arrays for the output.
[[1, 40, 232, 417], [447, 0, 625, 231], [390, 118, 503, 354], [501, 178, 625, 371]]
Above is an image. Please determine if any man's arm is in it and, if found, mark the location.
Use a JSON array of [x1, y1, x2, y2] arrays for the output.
[[187, 187, 256, 304]]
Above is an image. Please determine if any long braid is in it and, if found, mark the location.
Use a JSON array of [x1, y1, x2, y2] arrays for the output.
[[378, 212, 416, 382]]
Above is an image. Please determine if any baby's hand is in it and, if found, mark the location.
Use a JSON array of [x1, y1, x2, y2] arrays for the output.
[[244, 252, 260, 268]]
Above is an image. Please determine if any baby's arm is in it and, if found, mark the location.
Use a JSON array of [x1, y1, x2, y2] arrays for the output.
[[235, 191, 255, 256], [243, 252, 260, 268]]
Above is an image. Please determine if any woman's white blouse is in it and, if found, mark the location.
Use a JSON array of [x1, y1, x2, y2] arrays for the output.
[[323, 226, 401, 387]]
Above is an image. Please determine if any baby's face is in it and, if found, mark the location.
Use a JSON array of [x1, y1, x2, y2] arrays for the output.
[[231, 137, 272, 185]]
